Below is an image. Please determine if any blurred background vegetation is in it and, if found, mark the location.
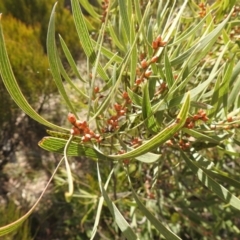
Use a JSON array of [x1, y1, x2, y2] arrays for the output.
[[0, 0, 84, 126], [0, 0, 98, 239], [1, 0, 240, 239]]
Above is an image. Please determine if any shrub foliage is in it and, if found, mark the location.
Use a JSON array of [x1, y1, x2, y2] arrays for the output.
[[1, 0, 240, 239]]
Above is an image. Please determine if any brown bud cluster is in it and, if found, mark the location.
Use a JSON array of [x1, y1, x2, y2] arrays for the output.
[[184, 109, 209, 129], [166, 138, 191, 151], [122, 91, 132, 104], [133, 36, 166, 87], [67, 113, 102, 143], [198, 3, 206, 18], [102, 102, 128, 133], [152, 35, 167, 49], [134, 59, 152, 86], [164, 110, 210, 151]]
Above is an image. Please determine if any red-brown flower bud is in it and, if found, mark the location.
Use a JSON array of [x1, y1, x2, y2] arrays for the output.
[[68, 113, 76, 125], [141, 59, 148, 69]]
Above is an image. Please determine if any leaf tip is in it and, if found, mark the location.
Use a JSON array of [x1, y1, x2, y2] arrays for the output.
[[38, 137, 47, 146]]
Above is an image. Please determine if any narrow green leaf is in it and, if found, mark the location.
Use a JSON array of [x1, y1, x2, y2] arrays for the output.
[[221, 56, 235, 116], [38, 137, 109, 160], [101, 186, 138, 240], [108, 23, 125, 52], [229, 62, 240, 107], [155, 0, 188, 59], [84, 16, 97, 31], [217, 146, 240, 157], [130, 14, 137, 86], [133, 0, 142, 25], [190, 101, 213, 110], [118, 0, 130, 40], [156, 0, 171, 35], [0, 15, 67, 132], [181, 151, 240, 211], [43, 133, 162, 163], [90, 195, 104, 240], [91, 39, 123, 63], [209, 53, 233, 118], [47, 3, 77, 115], [91, 165, 114, 240], [127, 88, 143, 106], [164, 49, 174, 88], [181, 207, 208, 223], [133, 152, 162, 163], [56, 52, 89, 99], [71, 0, 108, 81], [166, 55, 197, 100], [193, 70, 223, 102], [63, 135, 74, 200], [182, 128, 220, 143], [203, 169, 240, 190], [89, 63, 120, 122], [209, 75, 221, 118], [59, 35, 86, 83], [168, 13, 210, 47], [96, 165, 138, 240], [78, 0, 101, 20], [146, 18, 154, 56], [142, 82, 161, 133], [131, 189, 181, 240], [170, 10, 233, 66], [191, 152, 215, 169], [230, 59, 240, 86], [86, 23, 107, 121], [103, 52, 121, 72]]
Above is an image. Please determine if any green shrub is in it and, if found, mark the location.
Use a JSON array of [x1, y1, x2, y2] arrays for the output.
[[1, 0, 240, 239], [0, 15, 55, 124], [0, 0, 84, 124], [1, 15, 54, 99], [1, 0, 87, 59]]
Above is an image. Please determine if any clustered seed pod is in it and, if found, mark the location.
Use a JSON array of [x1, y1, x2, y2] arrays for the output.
[[140, 59, 148, 69], [135, 78, 143, 85], [133, 35, 166, 87], [134, 58, 152, 86], [152, 35, 167, 50], [67, 113, 102, 143], [179, 139, 190, 150], [102, 103, 128, 133], [144, 70, 152, 78], [165, 136, 191, 151], [122, 91, 132, 104], [163, 109, 212, 151], [184, 109, 209, 129], [198, 3, 206, 18], [150, 56, 158, 63], [67, 113, 77, 125]]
